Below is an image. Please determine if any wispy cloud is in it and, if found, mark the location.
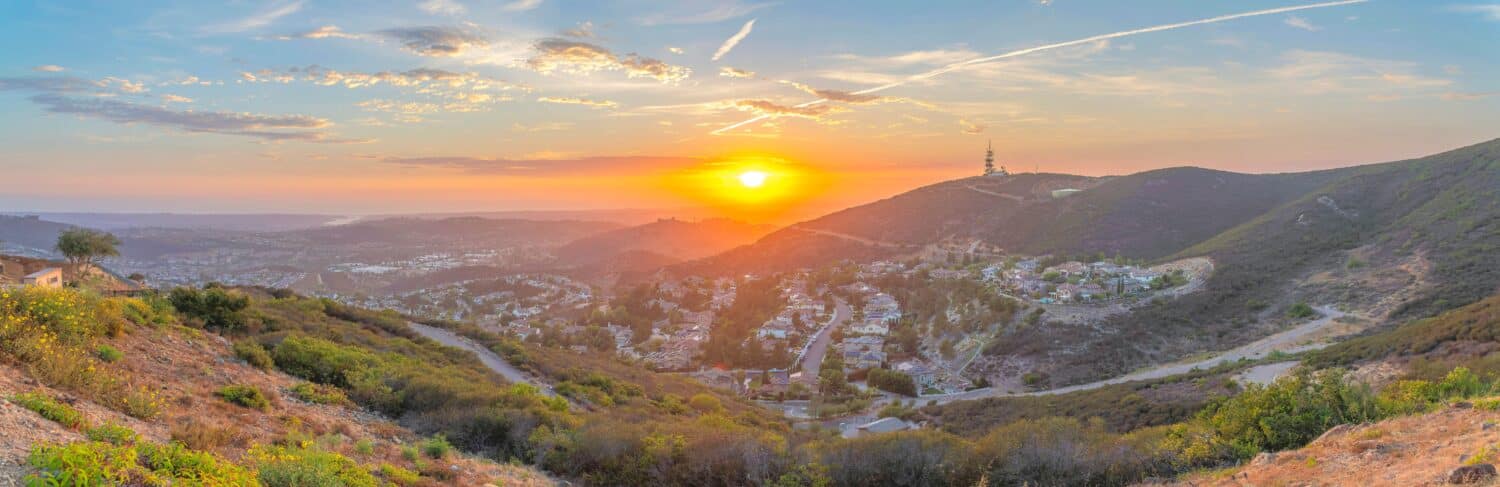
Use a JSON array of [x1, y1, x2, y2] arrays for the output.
[[502, 0, 543, 12], [638, 1, 773, 25], [667, 47, 684, 55], [1449, 4, 1500, 21], [419, 0, 466, 15], [32, 65, 65, 72], [712, 0, 1370, 134], [28, 93, 365, 143], [525, 38, 691, 83], [203, 0, 305, 34], [561, 21, 595, 38], [959, 119, 986, 134], [720, 67, 755, 78], [712, 19, 756, 61], [274, 25, 361, 40], [511, 122, 574, 132], [1283, 15, 1321, 31], [376, 26, 489, 56], [161, 94, 194, 103], [537, 96, 618, 108], [383, 155, 698, 174], [720, 99, 839, 120]]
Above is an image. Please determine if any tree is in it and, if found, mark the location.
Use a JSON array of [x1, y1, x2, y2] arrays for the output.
[[867, 368, 917, 396], [55, 228, 120, 271]]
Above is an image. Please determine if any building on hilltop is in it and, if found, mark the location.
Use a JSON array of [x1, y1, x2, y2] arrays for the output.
[[983, 140, 1008, 177]]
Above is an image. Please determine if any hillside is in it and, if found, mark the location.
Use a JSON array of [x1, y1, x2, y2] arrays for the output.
[[0, 215, 72, 254], [554, 218, 773, 268], [0, 286, 552, 485], [287, 217, 620, 248], [984, 138, 1500, 386]]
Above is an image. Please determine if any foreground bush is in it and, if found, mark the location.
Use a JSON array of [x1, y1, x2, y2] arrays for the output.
[[250, 444, 379, 487], [27, 440, 257, 486], [234, 339, 275, 370]]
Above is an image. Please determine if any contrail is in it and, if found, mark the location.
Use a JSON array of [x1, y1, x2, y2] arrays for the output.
[[712, 0, 1368, 135], [713, 19, 757, 61]]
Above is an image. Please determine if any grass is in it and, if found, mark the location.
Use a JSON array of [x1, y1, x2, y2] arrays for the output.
[[95, 344, 123, 363], [216, 384, 271, 411], [420, 434, 453, 459], [9, 391, 86, 429], [27, 440, 257, 486], [84, 422, 138, 445], [289, 382, 348, 406]]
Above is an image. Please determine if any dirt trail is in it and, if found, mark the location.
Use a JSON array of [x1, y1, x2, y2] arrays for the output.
[[927, 306, 1348, 404], [408, 322, 558, 398]]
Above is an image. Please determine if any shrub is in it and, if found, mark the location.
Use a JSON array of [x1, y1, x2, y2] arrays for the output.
[[290, 382, 349, 406], [867, 368, 918, 397], [233, 339, 274, 370], [168, 286, 250, 331], [171, 419, 240, 451], [420, 434, 453, 459], [252, 444, 379, 487], [27, 441, 257, 486], [380, 463, 423, 486], [85, 422, 138, 445], [1286, 302, 1317, 319], [96, 344, 123, 363], [687, 393, 723, 413], [216, 384, 271, 411], [10, 391, 86, 429], [1199, 370, 1377, 455], [354, 439, 375, 456]]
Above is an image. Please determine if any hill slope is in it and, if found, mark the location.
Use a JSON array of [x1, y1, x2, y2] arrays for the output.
[[554, 218, 773, 267], [988, 138, 1500, 386]]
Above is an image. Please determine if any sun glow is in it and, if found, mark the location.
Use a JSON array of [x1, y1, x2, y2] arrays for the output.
[[737, 170, 768, 188]]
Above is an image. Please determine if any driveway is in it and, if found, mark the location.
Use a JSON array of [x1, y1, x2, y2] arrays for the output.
[[408, 322, 558, 398]]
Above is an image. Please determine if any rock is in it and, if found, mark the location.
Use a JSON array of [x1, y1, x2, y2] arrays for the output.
[[1251, 452, 1277, 466], [1448, 464, 1497, 484], [1485, 422, 1497, 431], [1454, 401, 1474, 409]]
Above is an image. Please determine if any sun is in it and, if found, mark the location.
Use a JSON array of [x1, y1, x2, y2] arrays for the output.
[[737, 170, 769, 189]]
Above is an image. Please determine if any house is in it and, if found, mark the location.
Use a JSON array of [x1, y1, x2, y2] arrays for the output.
[[843, 349, 885, 370], [1079, 283, 1106, 301], [849, 320, 889, 336], [840, 336, 884, 354], [23, 268, 63, 288], [1046, 261, 1089, 277], [894, 360, 939, 387], [1055, 283, 1080, 302]]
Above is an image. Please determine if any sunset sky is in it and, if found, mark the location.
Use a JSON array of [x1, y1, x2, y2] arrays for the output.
[[1, 0, 1496, 222]]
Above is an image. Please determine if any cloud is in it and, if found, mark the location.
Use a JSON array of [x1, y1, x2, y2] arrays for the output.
[[32, 65, 65, 72], [502, 0, 543, 12], [712, 19, 756, 61], [101, 77, 148, 94], [638, 1, 773, 25], [27, 93, 364, 143], [525, 38, 691, 83], [383, 155, 699, 174], [1449, 4, 1500, 21], [1268, 49, 1450, 93], [785, 82, 884, 104], [1441, 91, 1500, 101], [419, 0, 466, 15], [537, 96, 618, 108], [562, 21, 595, 38], [512, 122, 574, 132], [1283, 15, 1321, 31], [667, 47, 684, 55], [712, 0, 1370, 135], [832, 48, 982, 68], [278, 25, 362, 40], [721, 99, 838, 120], [376, 26, 489, 56], [959, 119, 986, 134], [720, 67, 756, 78], [161, 94, 194, 103], [203, 0, 305, 33]]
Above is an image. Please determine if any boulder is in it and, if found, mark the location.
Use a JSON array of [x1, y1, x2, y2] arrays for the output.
[[1448, 464, 1497, 484]]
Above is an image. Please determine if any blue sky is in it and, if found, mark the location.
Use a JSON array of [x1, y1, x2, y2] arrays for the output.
[[0, 0, 1496, 216]]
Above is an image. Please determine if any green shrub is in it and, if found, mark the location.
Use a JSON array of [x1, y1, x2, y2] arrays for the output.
[[168, 286, 250, 331], [867, 368, 918, 397], [27, 440, 257, 486], [233, 339, 274, 370], [1198, 370, 1377, 455], [379, 463, 423, 486], [85, 422, 138, 445], [420, 434, 453, 459], [1286, 302, 1317, 319], [354, 439, 375, 456], [290, 382, 349, 406], [10, 391, 86, 429], [95, 344, 123, 363], [687, 393, 722, 413], [253, 444, 379, 487], [216, 384, 271, 411]]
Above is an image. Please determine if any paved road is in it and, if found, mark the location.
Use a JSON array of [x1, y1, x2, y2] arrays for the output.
[[787, 226, 907, 249], [408, 322, 558, 398], [923, 305, 1348, 404], [798, 300, 852, 377]]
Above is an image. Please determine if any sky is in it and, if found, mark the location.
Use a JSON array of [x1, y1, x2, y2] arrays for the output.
[[0, 0, 1496, 222]]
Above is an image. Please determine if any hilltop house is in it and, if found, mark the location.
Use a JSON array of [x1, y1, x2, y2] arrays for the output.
[[23, 268, 63, 288]]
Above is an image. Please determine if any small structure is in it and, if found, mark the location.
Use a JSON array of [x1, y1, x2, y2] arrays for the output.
[[23, 268, 63, 288], [983, 140, 1008, 177], [843, 417, 913, 438]]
